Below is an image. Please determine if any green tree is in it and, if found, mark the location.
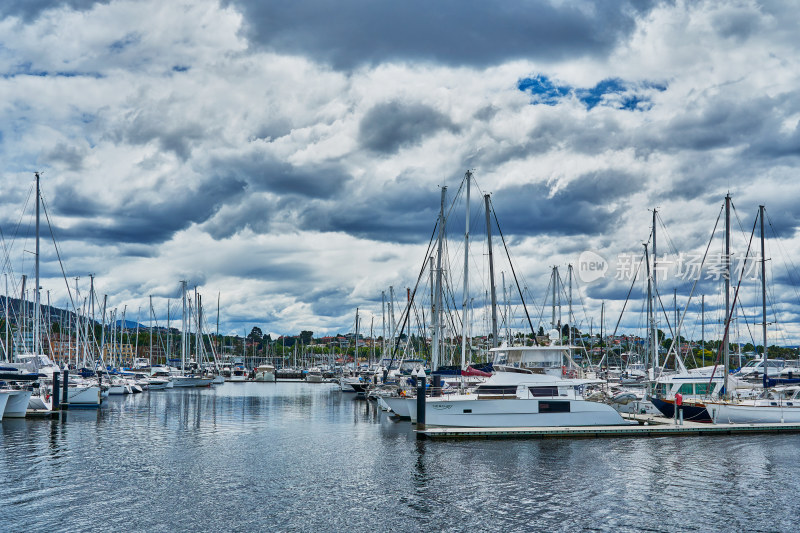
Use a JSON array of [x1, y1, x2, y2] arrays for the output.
[[299, 330, 314, 345]]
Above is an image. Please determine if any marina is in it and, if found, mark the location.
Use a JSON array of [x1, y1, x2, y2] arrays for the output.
[[5, 1, 800, 531]]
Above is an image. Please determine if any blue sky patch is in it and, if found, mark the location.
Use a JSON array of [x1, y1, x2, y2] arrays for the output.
[[172, 65, 190, 72], [518, 75, 667, 111]]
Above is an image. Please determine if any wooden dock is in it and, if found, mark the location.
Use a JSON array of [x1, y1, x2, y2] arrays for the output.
[[416, 414, 800, 440]]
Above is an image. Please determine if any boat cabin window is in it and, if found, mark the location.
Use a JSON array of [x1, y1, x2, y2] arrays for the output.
[[695, 383, 711, 395], [528, 386, 558, 397], [475, 385, 518, 395], [538, 401, 570, 413], [678, 383, 693, 395]]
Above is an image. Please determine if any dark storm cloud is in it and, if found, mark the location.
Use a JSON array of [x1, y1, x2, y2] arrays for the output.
[[490, 169, 641, 237], [44, 143, 85, 171], [122, 113, 207, 162], [295, 173, 446, 244], [48, 175, 247, 245], [228, 0, 660, 70], [208, 151, 351, 199], [0, 0, 108, 21], [359, 101, 458, 154]]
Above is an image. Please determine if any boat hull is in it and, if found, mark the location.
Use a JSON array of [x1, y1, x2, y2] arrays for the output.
[[423, 398, 629, 428], [0, 392, 10, 420], [2, 390, 33, 418], [707, 402, 800, 424], [650, 396, 712, 422], [382, 397, 413, 418]]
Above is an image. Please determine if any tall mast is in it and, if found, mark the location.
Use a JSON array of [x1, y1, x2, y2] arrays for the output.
[[484, 194, 498, 348], [166, 300, 171, 365], [760, 205, 768, 388], [4, 274, 8, 362], [723, 194, 731, 397], [90, 274, 95, 356], [149, 295, 153, 366], [645, 243, 656, 377], [100, 295, 107, 368], [381, 291, 386, 361], [34, 172, 41, 355], [652, 208, 657, 294], [432, 186, 446, 370], [461, 170, 471, 370], [551, 267, 558, 331], [354, 308, 359, 370], [568, 264, 574, 347], [701, 294, 705, 366], [674, 288, 678, 368], [181, 281, 187, 374]]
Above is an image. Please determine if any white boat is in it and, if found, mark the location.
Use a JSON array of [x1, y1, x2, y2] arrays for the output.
[[306, 368, 324, 383], [421, 370, 631, 428], [254, 364, 276, 382], [382, 395, 413, 418], [171, 375, 213, 387], [0, 392, 11, 421], [339, 375, 360, 392], [489, 336, 584, 378], [229, 366, 248, 382], [705, 386, 800, 424], [1, 389, 33, 418]]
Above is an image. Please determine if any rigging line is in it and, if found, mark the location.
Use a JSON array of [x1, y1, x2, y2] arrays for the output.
[[40, 194, 78, 318], [534, 275, 552, 332], [387, 212, 441, 370], [489, 197, 539, 344], [0, 182, 35, 288], [734, 297, 758, 349], [708, 210, 758, 385], [765, 210, 800, 305], [609, 253, 644, 341], [660, 204, 723, 373]]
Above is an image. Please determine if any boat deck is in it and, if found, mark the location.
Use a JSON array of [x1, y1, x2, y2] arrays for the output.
[[416, 414, 800, 439]]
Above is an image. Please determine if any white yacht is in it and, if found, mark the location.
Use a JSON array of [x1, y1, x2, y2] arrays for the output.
[[254, 364, 276, 382], [489, 333, 583, 378], [705, 386, 800, 424], [421, 370, 630, 428], [230, 366, 249, 382], [0, 391, 10, 421], [1, 388, 33, 418], [306, 368, 324, 383]]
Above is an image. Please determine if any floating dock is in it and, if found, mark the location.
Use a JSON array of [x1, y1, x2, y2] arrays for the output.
[[416, 414, 800, 440]]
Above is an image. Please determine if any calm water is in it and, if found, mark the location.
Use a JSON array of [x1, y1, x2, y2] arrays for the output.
[[2, 382, 799, 532]]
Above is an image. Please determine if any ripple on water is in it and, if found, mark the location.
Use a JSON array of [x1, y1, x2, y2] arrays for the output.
[[3, 383, 800, 532]]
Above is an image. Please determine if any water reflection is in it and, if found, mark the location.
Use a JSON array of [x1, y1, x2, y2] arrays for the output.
[[2, 383, 800, 531]]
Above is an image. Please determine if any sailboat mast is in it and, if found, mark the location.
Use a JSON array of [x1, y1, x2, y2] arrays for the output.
[[723, 194, 731, 397], [354, 308, 359, 370], [149, 295, 153, 367], [381, 291, 386, 361], [34, 172, 40, 356], [461, 171, 471, 370], [485, 194, 498, 348], [760, 205, 768, 388], [181, 281, 187, 374], [4, 274, 8, 362], [568, 264, 574, 347], [701, 294, 705, 366], [644, 243, 656, 377], [432, 187, 446, 370]]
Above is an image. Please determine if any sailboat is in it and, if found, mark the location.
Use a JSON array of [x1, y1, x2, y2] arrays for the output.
[[8, 174, 102, 409], [704, 204, 800, 423], [170, 281, 212, 387]]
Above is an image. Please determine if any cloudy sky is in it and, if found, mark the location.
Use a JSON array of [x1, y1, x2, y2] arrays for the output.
[[2, 0, 800, 345]]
